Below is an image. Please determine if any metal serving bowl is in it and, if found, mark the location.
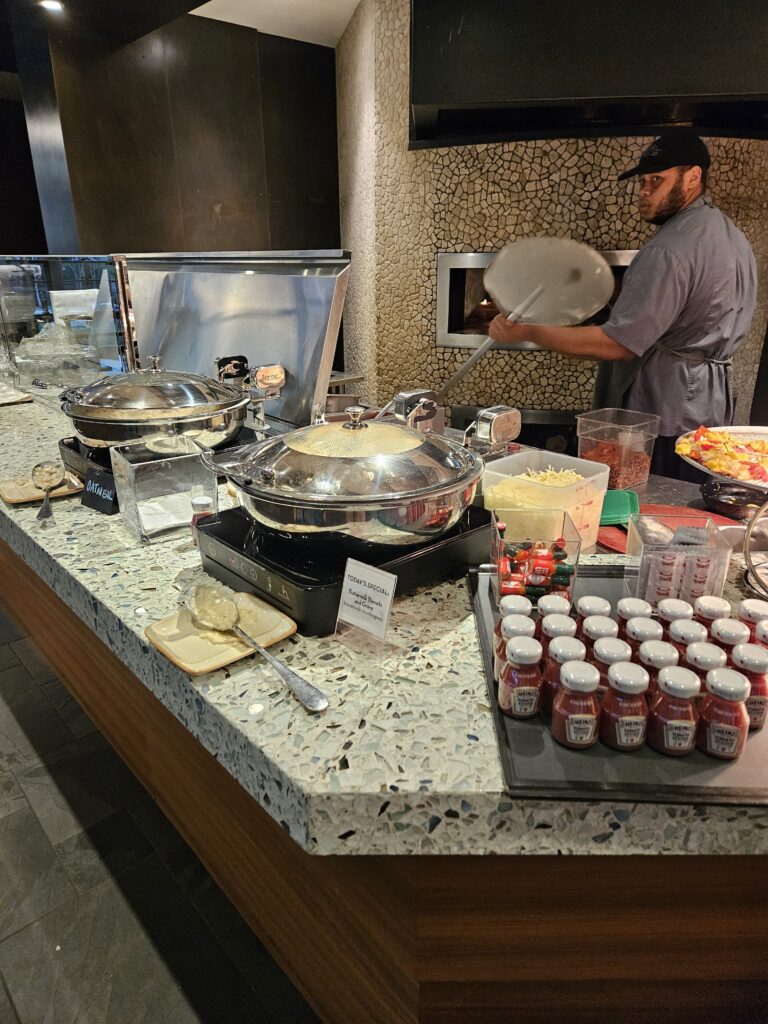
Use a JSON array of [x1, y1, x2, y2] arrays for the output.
[[206, 407, 484, 549], [60, 363, 250, 450]]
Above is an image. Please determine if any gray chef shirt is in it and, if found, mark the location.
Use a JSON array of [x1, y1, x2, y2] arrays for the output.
[[596, 194, 757, 436]]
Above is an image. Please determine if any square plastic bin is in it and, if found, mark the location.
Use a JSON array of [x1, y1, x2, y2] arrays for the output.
[[490, 508, 581, 609], [576, 407, 661, 490], [482, 449, 610, 548], [624, 513, 731, 607]]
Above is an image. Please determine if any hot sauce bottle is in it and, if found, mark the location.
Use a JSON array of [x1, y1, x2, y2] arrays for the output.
[[737, 599, 768, 642], [574, 596, 611, 640], [668, 618, 708, 662], [646, 666, 701, 756], [541, 636, 586, 715], [493, 614, 536, 681], [696, 668, 751, 760], [533, 594, 571, 641], [624, 616, 663, 659], [582, 615, 619, 664], [638, 640, 679, 708], [616, 598, 653, 641], [592, 637, 633, 704], [551, 661, 601, 750], [498, 636, 543, 719], [685, 642, 727, 696], [540, 613, 577, 664], [599, 662, 649, 751], [656, 598, 694, 641], [709, 617, 751, 664], [694, 595, 731, 629], [730, 643, 768, 731]]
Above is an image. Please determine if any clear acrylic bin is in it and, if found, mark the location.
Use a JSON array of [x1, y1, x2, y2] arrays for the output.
[[482, 449, 609, 548], [576, 407, 661, 490], [491, 508, 581, 609], [624, 513, 731, 607], [110, 438, 218, 544]]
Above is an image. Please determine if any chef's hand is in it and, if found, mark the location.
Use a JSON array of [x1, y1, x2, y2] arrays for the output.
[[488, 315, 530, 344]]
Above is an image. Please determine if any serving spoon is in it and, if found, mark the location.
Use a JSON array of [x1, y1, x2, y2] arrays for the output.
[[31, 460, 65, 521], [187, 585, 329, 713]]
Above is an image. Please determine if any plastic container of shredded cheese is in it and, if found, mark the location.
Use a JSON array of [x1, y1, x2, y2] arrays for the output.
[[482, 449, 610, 548]]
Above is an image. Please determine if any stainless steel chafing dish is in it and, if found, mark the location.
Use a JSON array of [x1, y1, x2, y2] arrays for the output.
[[59, 357, 250, 450]]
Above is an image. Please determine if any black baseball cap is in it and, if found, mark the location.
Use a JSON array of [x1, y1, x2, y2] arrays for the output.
[[618, 129, 711, 181]]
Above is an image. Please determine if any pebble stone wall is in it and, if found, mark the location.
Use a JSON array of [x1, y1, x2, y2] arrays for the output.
[[337, 0, 768, 424]]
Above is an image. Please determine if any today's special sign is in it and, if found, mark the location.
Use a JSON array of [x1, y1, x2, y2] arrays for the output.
[[336, 559, 398, 641]]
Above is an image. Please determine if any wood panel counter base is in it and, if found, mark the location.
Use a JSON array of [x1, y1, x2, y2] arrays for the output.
[[1, 536, 766, 1024]]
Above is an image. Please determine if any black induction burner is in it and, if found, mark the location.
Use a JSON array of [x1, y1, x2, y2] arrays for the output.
[[196, 505, 494, 636]]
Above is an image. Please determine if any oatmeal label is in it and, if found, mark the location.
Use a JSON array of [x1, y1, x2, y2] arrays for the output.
[[746, 695, 768, 728], [663, 720, 696, 751], [617, 716, 647, 748], [565, 714, 597, 745], [512, 687, 540, 717], [706, 722, 742, 757]]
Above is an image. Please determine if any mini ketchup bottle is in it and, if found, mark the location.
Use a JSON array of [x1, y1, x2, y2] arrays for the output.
[[646, 666, 701, 756], [696, 668, 751, 760], [694, 595, 731, 630], [599, 662, 649, 751], [757, 620, 768, 651], [616, 598, 652, 642], [668, 618, 708, 663], [709, 617, 751, 664], [493, 614, 535, 682], [592, 637, 633, 704], [624, 616, 663, 659], [551, 661, 601, 750], [582, 615, 619, 664], [541, 636, 586, 715], [738, 599, 768, 642], [539, 613, 577, 664], [685, 641, 727, 699], [533, 594, 571, 641], [499, 595, 533, 619], [730, 643, 768, 730], [498, 636, 543, 719], [638, 640, 679, 708], [574, 595, 611, 640], [656, 598, 694, 642]]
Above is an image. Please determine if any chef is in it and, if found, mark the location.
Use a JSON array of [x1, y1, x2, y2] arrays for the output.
[[489, 130, 757, 481]]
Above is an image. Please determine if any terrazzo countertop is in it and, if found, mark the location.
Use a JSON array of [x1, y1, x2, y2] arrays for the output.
[[1, 398, 767, 856]]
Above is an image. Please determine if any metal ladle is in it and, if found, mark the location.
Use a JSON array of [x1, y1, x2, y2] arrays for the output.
[[31, 460, 65, 521], [188, 586, 329, 713]]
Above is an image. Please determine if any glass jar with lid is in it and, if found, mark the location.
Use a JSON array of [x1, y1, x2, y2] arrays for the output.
[[592, 637, 633, 703], [656, 598, 694, 641], [616, 597, 652, 641], [731, 643, 768, 731], [582, 615, 619, 664], [668, 619, 708, 662], [694, 595, 731, 629], [624, 616, 663, 659], [539, 613, 577, 664], [551, 662, 601, 749], [757, 620, 768, 650], [533, 594, 571, 640], [599, 662, 649, 751], [646, 666, 701, 756], [737, 599, 768, 642], [709, 618, 751, 663], [685, 641, 727, 698], [498, 636, 543, 719], [493, 598, 532, 678], [575, 596, 611, 640], [541, 636, 586, 714], [639, 640, 679, 708], [696, 668, 751, 760], [493, 614, 536, 681]]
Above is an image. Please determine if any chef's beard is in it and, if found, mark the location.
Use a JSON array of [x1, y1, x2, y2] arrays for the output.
[[645, 177, 687, 225]]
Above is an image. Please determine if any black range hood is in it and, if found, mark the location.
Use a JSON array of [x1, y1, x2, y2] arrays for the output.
[[410, 0, 768, 148]]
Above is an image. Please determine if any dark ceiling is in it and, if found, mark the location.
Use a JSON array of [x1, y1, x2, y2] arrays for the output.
[[4, 0, 208, 46]]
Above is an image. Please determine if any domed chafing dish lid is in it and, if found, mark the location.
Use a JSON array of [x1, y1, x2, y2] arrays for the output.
[[219, 407, 483, 505], [60, 360, 249, 422]]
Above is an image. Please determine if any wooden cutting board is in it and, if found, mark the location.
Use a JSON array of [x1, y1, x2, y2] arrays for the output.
[[0, 472, 83, 505], [597, 503, 738, 553], [145, 599, 297, 676]]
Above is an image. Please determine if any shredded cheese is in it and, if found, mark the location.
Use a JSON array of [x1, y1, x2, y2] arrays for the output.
[[514, 466, 585, 486]]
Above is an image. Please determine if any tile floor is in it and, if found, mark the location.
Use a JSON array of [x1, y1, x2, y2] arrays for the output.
[[0, 607, 321, 1024]]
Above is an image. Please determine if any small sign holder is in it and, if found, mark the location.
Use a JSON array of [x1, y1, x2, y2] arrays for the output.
[[81, 467, 119, 515]]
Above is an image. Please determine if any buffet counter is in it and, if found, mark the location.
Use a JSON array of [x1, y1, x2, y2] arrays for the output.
[[2, 400, 767, 1023]]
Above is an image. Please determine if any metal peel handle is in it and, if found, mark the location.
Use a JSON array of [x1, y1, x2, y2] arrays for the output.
[[233, 626, 329, 713]]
